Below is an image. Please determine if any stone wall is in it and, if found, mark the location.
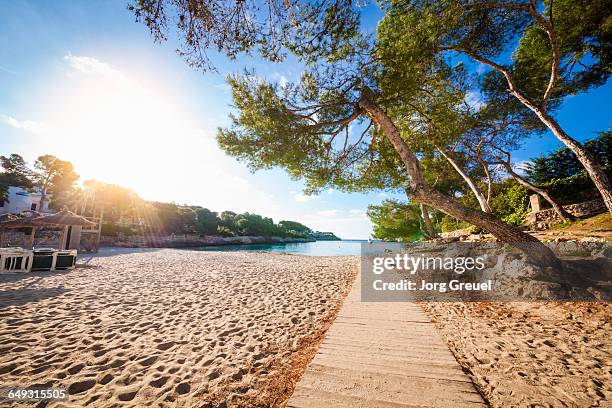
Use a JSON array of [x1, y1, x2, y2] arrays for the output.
[[526, 198, 606, 230]]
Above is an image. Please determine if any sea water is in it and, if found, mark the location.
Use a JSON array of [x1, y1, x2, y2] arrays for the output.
[[194, 240, 366, 256]]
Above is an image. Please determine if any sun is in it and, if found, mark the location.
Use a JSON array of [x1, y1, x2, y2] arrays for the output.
[[34, 56, 210, 200]]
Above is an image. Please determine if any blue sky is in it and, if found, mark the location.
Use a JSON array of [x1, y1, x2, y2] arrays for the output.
[[1, 1, 610, 239]]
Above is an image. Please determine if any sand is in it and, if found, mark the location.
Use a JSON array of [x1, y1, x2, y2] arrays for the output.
[[423, 301, 612, 407], [0, 249, 357, 407]]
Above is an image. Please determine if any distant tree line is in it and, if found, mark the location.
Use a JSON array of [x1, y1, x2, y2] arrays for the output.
[[0, 154, 313, 239], [146, 204, 313, 238]]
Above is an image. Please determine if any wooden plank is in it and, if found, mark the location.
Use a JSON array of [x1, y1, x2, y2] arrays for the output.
[[287, 272, 486, 407]]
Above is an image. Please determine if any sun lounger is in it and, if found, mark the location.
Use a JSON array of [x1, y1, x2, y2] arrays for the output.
[[0, 247, 79, 272], [55, 249, 77, 270], [0, 248, 33, 273], [31, 248, 56, 271]]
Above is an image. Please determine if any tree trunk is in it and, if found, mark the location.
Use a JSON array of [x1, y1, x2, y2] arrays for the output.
[[438, 148, 492, 213], [358, 87, 560, 267], [39, 188, 47, 212], [420, 204, 437, 239], [481, 161, 493, 204], [533, 110, 612, 214], [504, 164, 575, 222]]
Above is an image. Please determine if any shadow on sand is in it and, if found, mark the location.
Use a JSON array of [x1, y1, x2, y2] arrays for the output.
[[79, 247, 163, 259], [0, 286, 68, 309]]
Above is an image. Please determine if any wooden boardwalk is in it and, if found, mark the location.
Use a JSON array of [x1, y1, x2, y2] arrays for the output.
[[287, 273, 486, 408]]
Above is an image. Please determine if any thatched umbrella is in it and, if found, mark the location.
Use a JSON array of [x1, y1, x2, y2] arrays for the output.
[[32, 210, 96, 227], [0, 213, 21, 224], [0, 214, 41, 228]]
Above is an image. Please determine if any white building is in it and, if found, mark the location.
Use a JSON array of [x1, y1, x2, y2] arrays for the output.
[[0, 186, 50, 214]]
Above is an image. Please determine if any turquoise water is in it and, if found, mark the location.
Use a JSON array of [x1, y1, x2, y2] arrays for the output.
[[194, 240, 365, 256]]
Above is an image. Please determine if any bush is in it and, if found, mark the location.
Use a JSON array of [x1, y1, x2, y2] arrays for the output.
[[439, 216, 471, 232], [539, 168, 611, 205], [491, 182, 530, 226], [101, 223, 135, 237], [216, 226, 235, 237]]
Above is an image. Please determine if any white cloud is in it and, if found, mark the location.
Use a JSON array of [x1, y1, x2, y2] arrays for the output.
[[0, 114, 45, 133], [316, 209, 341, 217], [292, 192, 316, 203], [348, 209, 366, 216], [476, 63, 488, 75], [271, 71, 290, 88], [279, 75, 288, 88], [64, 54, 126, 80], [511, 160, 532, 177], [464, 90, 485, 111]]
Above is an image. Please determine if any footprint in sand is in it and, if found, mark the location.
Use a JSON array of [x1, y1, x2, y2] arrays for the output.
[[138, 355, 159, 366], [67, 363, 85, 375], [118, 390, 137, 401], [176, 382, 191, 395], [68, 379, 96, 395], [149, 376, 169, 388], [157, 341, 175, 351], [99, 373, 113, 385]]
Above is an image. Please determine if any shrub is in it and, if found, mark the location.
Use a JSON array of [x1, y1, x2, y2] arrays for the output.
[[101, 223, 135, 236], [491, 182, 530, 226]]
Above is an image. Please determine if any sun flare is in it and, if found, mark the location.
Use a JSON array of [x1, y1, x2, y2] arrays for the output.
[[31, 56, 216, 202]]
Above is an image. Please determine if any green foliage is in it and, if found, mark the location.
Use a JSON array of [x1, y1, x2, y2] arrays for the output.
[[82, 180, 144, 223], [129, 1, 361, 71], [101, 222, 135, 237], [439, 216, 471, 233], [278, 220, 312, 237], [32, 155, 79, 193], [134, 0, 611, 241], [217, 74, 372, 194], [539, 168, 612, 204], [367, 200, 426, 242], [234, 213, 279, 237], [0, 154, 33, 200], [150, 202, 197, 234], [216, 226, 235, 237], [0, 153, 78, 208], [194, 208, 220, 235], [490, 180, 530, 226], [513, 0, 612, 101], [527, 131, 612, 183], [151, 205, 314, 238]]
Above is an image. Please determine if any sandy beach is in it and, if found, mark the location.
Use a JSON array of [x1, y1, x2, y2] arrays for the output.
[[424, 301, 612, 407], [0, 249, 356, 407], [1, 249, 610, 407]]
